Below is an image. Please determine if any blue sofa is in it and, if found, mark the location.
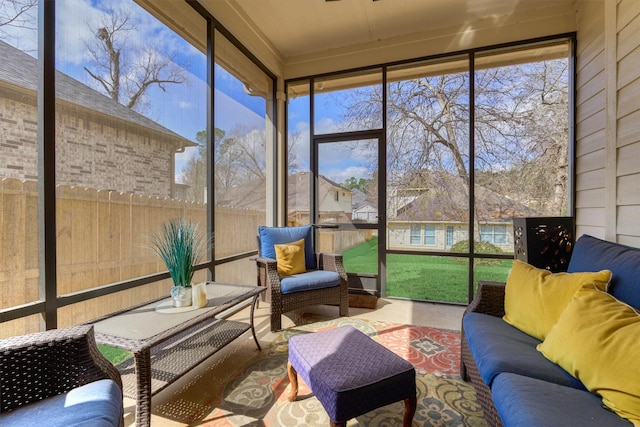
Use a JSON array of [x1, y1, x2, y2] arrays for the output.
[[461, 235, 640, 427], [0, 324, 123, 427]]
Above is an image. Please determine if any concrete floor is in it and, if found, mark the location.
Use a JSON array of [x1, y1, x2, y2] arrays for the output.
[[123, 299, 466, 426]]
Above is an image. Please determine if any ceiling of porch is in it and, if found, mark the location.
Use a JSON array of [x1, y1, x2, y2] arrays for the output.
[[212, 0, 575, 59], [139, 0, 577, 78]]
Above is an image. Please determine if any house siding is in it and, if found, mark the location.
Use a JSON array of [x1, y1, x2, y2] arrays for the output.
[[387, 222, 513, 253], [575, 0, 607, 239], [615, 0, 640, 246], [575, 0, 640, 246]]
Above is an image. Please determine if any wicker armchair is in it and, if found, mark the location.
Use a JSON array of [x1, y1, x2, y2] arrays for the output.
[[0, 324, 123, 426], [256, 225, 349, 331]]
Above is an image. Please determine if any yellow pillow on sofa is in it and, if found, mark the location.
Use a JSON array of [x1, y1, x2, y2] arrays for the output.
[[274, 238, 306, 276], [537, 284, 640, 427], [503, 260, 611, 340]]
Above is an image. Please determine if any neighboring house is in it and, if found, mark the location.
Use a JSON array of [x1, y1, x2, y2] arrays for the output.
[[0, 40, 194, 197], [387, 173, 540, 252], [351, 189, 378, 223], [217, 171, 353, 224], [315, 173, 353, 223]]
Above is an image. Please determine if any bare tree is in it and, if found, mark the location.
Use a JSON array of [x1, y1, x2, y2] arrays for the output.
[[287, 129, 303, 174], [182, 123, 300, 204], [475, 61, 569, 215], [0, 0, 37, 49], [338, 58, 569, 217], [181, 130, 214, 203], [225, 125, 267, 182], [182, 126, 270, 203], [83, 7, 186, 113]]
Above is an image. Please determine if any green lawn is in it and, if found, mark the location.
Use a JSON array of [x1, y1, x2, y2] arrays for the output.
[[343, 237, 513, 303], [98, 344, 132, 365]]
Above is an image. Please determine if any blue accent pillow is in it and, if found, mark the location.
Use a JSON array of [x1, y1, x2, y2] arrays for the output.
[[568, 234, 640, 310], [259, 225, 317, 270]]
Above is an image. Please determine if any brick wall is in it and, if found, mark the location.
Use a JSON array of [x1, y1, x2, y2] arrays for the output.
[[1, 87, 176, 197]]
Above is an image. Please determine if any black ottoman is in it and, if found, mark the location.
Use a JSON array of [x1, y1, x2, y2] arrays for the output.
[[287, 325, 417, 427]]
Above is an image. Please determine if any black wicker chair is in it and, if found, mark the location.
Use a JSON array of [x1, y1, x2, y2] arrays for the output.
[[255, 225, 349, 331]]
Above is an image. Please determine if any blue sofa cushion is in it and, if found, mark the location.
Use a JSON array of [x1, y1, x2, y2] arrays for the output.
[[568, 234, 640, 310], [463, 312, 584, 389], [492, 373, 630, 427], [280, 270, 341, 294], [0, 379, 122, 427], [259, 225, 317, 270]]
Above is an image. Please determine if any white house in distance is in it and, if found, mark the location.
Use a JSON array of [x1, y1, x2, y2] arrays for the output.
[[217, 171, 354, 225], [352, 188, 378, 223]]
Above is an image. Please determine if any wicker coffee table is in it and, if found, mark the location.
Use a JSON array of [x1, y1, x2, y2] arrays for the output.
[[87, 282, 264, 427]]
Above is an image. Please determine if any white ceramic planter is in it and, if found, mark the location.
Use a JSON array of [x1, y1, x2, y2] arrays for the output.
[[171, 286, 192, 307]]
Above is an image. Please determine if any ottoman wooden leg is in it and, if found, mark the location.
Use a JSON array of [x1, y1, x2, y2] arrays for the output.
[[403, 396, 417, 426], [287, 361, 299, 402]]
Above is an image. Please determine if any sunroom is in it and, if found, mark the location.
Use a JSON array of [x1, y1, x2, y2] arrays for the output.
[[1, 0, 638, 426]]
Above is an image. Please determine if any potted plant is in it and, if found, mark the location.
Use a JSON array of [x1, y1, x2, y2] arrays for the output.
[[148, 218, 207, 307]]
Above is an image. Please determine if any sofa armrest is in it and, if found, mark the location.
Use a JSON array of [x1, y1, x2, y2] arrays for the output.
[[465, 281, 506, 318], [0, 324, 123, 412]]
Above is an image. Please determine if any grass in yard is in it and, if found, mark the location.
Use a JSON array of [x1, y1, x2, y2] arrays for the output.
[[98, 344, 132, 365], [343, 236, 378, 275], [343, 237, 513, 303]]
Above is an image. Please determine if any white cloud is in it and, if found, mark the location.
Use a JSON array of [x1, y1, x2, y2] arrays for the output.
[[174, 145, 199, 179], [323, 165, 370, 184], [315, 117, 337, 133], [56, 0, 106, 64]]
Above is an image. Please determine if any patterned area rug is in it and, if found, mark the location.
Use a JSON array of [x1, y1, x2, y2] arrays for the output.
[[156, 316, 487, 426]]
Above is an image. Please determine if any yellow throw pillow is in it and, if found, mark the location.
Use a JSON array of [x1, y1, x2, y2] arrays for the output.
[[538, 284, 640, 427], [274, 238, 307, 276], [503, 260, 611, 340]]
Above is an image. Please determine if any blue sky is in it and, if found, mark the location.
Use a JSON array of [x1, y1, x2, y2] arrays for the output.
[[288, 90, 377, 184]]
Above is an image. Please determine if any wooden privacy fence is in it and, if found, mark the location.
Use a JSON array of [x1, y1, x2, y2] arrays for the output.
[[317, 228, 372, 254], [0, 178, 265, 337]]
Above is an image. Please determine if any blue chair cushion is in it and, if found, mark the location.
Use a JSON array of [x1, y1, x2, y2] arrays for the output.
[[568, 234, 640, 310], [0, 379, 123, 427], [259, 225, 317, 270], [492, 373, 630, 427], [280, 270, 341, 294], [463, 312, 584, 389]]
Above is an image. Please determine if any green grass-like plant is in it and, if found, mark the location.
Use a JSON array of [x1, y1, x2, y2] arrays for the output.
[[148, 219, 206, 288]]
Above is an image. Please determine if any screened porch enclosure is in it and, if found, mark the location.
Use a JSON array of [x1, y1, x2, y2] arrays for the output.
[[286, 40, 572, 303], [1, 0, 575, 337]]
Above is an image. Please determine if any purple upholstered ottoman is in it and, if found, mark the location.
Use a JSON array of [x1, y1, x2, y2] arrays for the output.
[[287, 325, 417, 427]]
